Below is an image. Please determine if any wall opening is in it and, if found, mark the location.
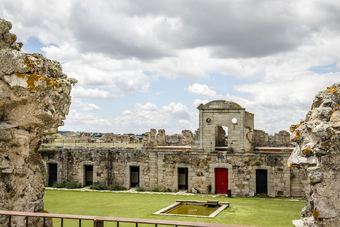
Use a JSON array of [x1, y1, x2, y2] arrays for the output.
[[84, 165, 93, 186], [215, 126, 228, 150], [178, 167, 188, 190], [256, 169, 268, 195], [215, 168, 228, 194], [130, 166, 140, 188], [48, 163, 58, 187]]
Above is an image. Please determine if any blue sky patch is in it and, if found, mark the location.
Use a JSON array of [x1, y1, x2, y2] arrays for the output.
[[309, 63, 338, 74], [23, 36, 44, 54]]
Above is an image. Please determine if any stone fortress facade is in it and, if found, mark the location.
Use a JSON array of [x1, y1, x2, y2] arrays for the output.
[[40, 100, 306, 197]]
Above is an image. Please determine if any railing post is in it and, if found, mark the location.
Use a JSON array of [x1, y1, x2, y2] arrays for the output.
[[8, 215, 11, 227], [94, 220, 104, 227], [25, 216, 28, 227]]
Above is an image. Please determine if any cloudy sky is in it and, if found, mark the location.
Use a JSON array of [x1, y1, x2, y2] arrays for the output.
[[1, 0, 339, 134]]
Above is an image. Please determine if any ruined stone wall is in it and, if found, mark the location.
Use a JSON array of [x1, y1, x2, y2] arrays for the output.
[[0, 18, 75, 226], [102, 133, 142, 144], [143, 129, 195, 146], [197, 101, 254, 153], [41, 147, 304, 197], [289, 83, 340, 227], [226, 153, 290, 196], [199, 108, 245, 152], [290, 167, 307, 197], [47, 129, 196, 147], [254, 129, 292, 147], [111, 149, 151, 188], [43, 148, 145, 187], [156, 151, 294, 196]]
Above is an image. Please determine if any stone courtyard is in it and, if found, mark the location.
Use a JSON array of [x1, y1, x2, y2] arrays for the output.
[[41, 100, 307, 197], [1, 14, 339, 227]]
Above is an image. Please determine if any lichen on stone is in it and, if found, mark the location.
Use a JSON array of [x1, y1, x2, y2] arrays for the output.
[[15, 72, 60, 91], [0, 18, 76, 226], [289, 83, 340, 227], [15, 72, 41, 90], [326, 86, 338, 94]]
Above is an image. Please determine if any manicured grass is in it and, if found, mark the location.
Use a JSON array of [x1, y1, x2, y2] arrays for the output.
[[44, 189, 304, 227]]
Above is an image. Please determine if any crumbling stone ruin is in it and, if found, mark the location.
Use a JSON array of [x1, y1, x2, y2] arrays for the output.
[[102, 133, 142, 144], [254, 130, 292, 147], [41, 100, 307, 198], [289, 83, 340, 227], [0, 18, 75, 226], [148, 129, 195, 146], [102, 129, 196, 147], [156, 129, 166, 146], [51, 127, 287, 148], [143, 128, 158, 147]]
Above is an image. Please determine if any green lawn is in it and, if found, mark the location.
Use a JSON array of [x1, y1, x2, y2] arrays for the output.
[[44, 189, 304, 227]]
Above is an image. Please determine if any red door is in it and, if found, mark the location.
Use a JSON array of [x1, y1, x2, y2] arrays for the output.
[[215, 168, 228, 194]]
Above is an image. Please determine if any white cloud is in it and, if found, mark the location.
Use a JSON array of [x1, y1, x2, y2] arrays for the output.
[[42, 44, 151, 98], [78, 103, 101, 111], [63, 101, 196, 133], [72, 86, 112, 99], [2, 0, 340, 134], [187, 83, 219, 98], [232, 73, 340, 132], [192, 99, 209, 108], [63, 110, 112, 132], [115, 102, 195, 133]]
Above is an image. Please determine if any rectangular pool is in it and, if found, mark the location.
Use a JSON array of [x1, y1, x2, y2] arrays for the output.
[[154, 200, 229, 218]]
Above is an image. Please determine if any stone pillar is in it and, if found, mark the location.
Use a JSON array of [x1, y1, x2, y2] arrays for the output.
[[148, 151, 158, 189], [180, 130, 194, 145], [156, 129, 166, 146], [0, 18, 75, 226], [143, 129, 157, 147]]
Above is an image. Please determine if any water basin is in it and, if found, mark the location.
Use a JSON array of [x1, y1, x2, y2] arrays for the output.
[[154, 200, 229, 218]]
